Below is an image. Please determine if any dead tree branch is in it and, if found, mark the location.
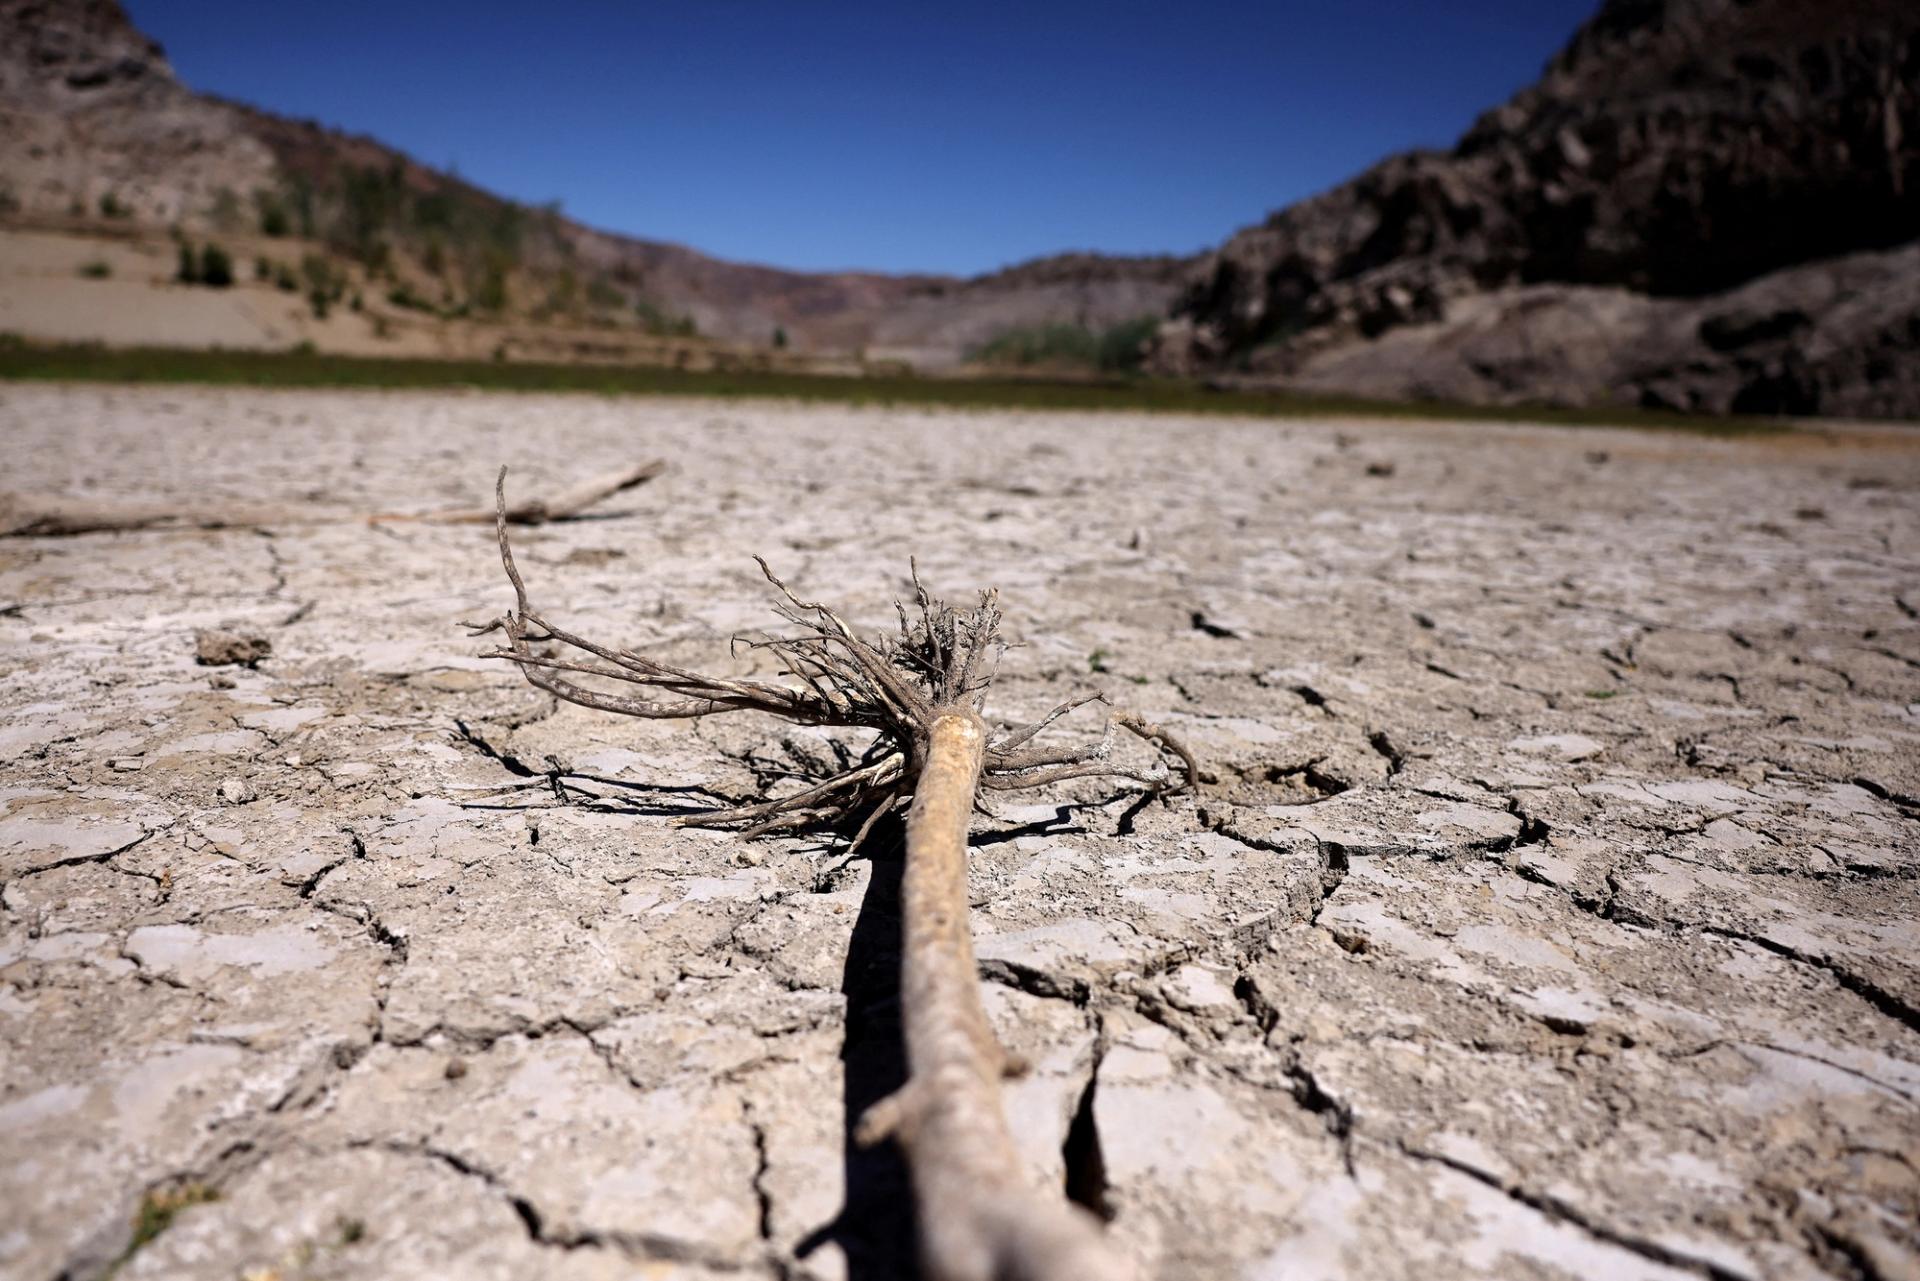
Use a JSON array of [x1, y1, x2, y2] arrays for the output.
[[474, 466, 1188, 1280], [0, 460, 663, 537]]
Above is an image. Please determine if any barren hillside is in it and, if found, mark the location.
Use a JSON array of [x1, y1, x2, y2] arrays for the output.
[[0, 0, 1187, 362]]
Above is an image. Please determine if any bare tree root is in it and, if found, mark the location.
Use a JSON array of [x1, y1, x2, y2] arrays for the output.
[[861, 709, 1141, 1281], [0, 460, 664, 537], [472, 466, 1185, 1280]]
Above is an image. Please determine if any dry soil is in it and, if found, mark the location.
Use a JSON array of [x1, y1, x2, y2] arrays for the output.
[[1, 386, 1916, 1281]]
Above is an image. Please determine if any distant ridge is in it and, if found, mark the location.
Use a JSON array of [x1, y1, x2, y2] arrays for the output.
[[0, 0, 1188, 360]]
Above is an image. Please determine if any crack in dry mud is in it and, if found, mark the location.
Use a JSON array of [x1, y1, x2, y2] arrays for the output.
[[2, 387, 1916, 1280]]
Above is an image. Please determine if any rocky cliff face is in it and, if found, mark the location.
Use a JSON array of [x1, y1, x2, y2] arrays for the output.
[[1162, 0, 1920, 418], [0, 0, 279, 224]]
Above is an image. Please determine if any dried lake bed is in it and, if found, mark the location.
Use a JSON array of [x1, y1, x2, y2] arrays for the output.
[[1, 384, 1916, 1280]]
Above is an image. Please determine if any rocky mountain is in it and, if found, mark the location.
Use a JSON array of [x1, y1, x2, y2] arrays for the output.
[[1157, 0, 1920, 418], [0, 0, 1186, 359]]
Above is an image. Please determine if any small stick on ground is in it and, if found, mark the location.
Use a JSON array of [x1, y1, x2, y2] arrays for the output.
[[0, 460, 664, 536], [375, 459, 666, 525], [472, 467, 1192, 1281]]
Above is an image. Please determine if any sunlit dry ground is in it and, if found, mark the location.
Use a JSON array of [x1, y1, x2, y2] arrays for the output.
[[1, 384, 1917, 1281]]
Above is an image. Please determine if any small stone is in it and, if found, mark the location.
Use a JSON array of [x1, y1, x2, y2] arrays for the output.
[[208, 673, 236, 690], [195, 629, 272, 668], [1304, 1014, 1345, 1043], [444, 1057, 468, 1080], [109, 756, 143, 772], [218, 777, 256, 805]]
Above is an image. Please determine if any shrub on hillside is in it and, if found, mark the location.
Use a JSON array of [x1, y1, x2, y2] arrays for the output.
[[210, 188, 243, 231], [472, 256, 510, 312], [539, 269, 580, 319], [634, 298, 697, 338], [968, 316, 1161, 373], [255, 191, 291, 237], [386, 284, 433, 312], [586, 276, 625, 310], [199, 243, 234, 288], [969, 323, 1099, 368], [301, 254, 347, 318], [172, 242, 233, 288], [1096, 316, 1160, 372]]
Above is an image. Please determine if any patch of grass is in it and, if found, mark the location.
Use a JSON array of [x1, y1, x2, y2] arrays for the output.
[[970, 316, 1161, 373], [0, 337, 1790, 434], [1585, 689, 1621, 699], [108, 1184, 219, 1275], [78, 260, 113, 280]]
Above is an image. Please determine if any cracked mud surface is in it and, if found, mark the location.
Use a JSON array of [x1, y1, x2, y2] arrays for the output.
[[2, 384, 1917, 1281]]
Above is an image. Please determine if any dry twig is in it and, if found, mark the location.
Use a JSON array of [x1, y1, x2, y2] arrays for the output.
[[474, 466, 1193, 1280], [0, 460, 663, 536]]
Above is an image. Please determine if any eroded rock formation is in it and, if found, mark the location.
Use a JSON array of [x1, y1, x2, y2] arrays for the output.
[[1160, 0, 1920, 418]]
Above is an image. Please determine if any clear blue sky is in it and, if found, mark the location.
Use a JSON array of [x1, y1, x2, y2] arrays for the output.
[[125, 1, 1598, 276]]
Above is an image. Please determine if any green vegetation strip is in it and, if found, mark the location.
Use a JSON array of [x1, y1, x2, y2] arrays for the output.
[[0, 338, 1782, 433]]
